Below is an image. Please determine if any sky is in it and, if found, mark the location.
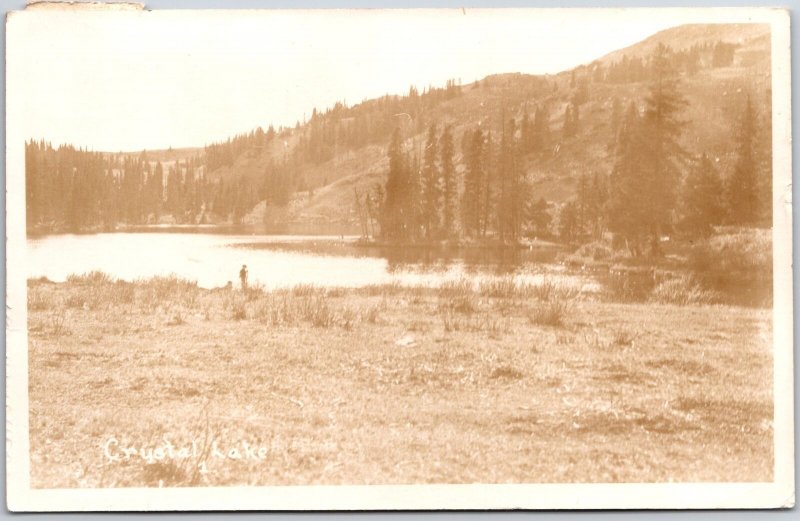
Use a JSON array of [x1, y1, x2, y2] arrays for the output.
[[9, 8, 685, 151]]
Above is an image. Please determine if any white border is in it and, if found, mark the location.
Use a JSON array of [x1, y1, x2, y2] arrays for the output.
[[5, 6, 794, 511]]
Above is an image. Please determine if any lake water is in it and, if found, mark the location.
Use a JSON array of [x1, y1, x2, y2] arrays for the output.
[[27, 232, 598, 291]]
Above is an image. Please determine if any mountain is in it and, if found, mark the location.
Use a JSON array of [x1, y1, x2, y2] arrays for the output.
[[198, 23, 771, 230], [26, 23, 772, 234]]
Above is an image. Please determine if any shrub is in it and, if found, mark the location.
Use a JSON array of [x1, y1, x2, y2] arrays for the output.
[[529, 298, 571, 327], [574, 240, 614, 261], [650, 274, 716, 306], [689, 228, 771, 277], [602, 271, 657, 303]]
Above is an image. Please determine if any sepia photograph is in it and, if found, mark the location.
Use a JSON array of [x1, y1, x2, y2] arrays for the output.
[[5, 3, 793, 511]]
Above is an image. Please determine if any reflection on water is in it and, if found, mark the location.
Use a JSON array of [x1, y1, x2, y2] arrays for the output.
[[233, 240, 561, 274], [25, 232, 766, 306], [27, 233, 591, 291]]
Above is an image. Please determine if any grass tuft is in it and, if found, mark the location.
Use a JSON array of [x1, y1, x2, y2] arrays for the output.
[[650, 274, 716, 306], [66, 271, 114, 285], [529, 298, 571, 327]]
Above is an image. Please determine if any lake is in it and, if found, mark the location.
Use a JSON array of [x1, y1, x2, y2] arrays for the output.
[[26, 232, 597, 291]]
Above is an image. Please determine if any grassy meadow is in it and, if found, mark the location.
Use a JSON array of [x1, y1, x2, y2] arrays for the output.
[[28, 272, 773, 487]]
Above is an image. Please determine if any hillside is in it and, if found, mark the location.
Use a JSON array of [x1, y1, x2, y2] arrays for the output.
[[25, 23, 772, 234], [203, 23, 771, 229]]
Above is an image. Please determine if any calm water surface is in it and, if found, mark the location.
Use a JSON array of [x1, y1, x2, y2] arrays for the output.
[[27, 232, 595, 291]]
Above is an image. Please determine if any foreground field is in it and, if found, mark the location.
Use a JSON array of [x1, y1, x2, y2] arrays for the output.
[[27, 274, 773, 487]]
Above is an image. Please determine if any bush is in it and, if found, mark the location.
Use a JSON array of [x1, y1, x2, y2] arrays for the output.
[[574, 240, 614, 261], [602, 270, 657, 303], [529, 298, 571, 327], [689, 228, 771, 277], [650, 274, 716, 306], [688, 228, 772, 307]]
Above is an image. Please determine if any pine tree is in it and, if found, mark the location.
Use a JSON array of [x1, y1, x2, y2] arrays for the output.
[[440, 125, 457, 239], [382, 127, 413, 241], [559, 200, 579, 243], [520, 107, 532, 152], [726, 95, 760, 225], [421, 124, 441, 240], [639, 42, 688, 253], [608, 102, 650, 255], [562, 104, 574, 138], [532, 105, 550, 152], [461, 128, 484, 238], [497, 118, 525, 242], [525, 197, 551, 239], [480, 131, 494, 237], [609, 97, 623, 150], [681, 153, 725, 236]]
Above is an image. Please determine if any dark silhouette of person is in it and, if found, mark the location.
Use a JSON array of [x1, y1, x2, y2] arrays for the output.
[[239, 264, 248, 290]]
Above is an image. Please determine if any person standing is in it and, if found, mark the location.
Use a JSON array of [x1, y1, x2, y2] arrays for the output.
[[239, 264, 248, 290]]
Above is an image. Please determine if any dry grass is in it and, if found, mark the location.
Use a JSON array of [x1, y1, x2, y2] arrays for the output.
[[27, 276, 773, 487], [650, 274, 717, 306], [528, 298, 572, 327]]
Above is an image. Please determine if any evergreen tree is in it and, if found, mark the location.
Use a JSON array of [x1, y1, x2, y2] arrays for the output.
[[525, 197, 551, 239], [639, 42, 688, 253], [681, 153, 725, 236], [726, 95, 760, 225], [421, 124, 441, 240], [497, 118, 525, 242], [382, 127, 412, 241], [607, 102, 650, 255], [562, 104, 574, 138], [559, 200, 579, 243], [461, 128, 484, 238], [532, 105, 550, 152], [480, 131, 494, 237], [440, 125, 457, 239]]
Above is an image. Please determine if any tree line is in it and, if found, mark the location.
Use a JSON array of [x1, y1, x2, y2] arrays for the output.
[[25, 142, 301, 230], [368, 43, 770, 254], [356, 114, 550, 245]]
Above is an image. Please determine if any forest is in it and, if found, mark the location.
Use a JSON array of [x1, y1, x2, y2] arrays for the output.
[[26, 38, 770, 256], [360, 42, 771, 254]]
